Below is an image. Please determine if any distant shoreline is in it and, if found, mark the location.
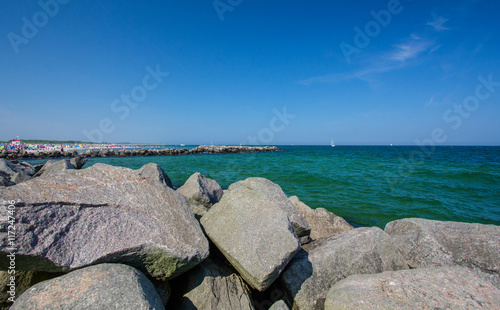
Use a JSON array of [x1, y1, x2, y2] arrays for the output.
[[0, 145, 282, 160]]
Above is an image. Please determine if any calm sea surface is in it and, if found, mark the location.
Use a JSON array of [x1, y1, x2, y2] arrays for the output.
[[27, 146, 500, 228]]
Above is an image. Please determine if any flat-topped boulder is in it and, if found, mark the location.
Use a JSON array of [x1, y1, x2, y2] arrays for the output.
[[201, 184, 301, 291], [385, 218, 500, 288], [11, 264, 164, 310], [177, 172, 223, 218], [228, 178, 310, 237], [281, 227, 409, 310], [324, 267, 500, 309], [0, 163, 209, 280], [289, 196, 353, 240]]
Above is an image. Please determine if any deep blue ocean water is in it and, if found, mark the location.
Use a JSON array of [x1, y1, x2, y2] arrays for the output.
[[27, 146, 500, 228]]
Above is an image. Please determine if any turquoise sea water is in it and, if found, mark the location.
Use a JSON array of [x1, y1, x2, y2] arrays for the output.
[[27, 146, 500, 228]]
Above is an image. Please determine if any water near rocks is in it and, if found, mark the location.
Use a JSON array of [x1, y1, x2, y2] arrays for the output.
[[25, 145, 500, 228]]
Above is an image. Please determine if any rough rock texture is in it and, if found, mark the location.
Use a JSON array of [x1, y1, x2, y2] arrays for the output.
[[11, 264, 164, 310], [178, 258, 254, 310], [0, 271, 64, 309], [269, 300, 290, 310], [324, 267, 500, 310], [201, 187, 301, 292], [288, 196, 353, 240], [136, 163, 173, 188], [10, 172, 32, 184], [0, 159, 35, 176], [0, 159, 35, 186], [227, 178, 310, 237], [385, 218, 500, 288], [177, 172, 224, 218], [33, 159, 75, 177], [0, 163, 209, 280], [69, 156, 88, 169], [281, 227, 409, 310], [0, 171, 13, 187]]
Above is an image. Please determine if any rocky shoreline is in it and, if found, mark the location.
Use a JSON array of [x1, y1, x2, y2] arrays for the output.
[[1, 158, 500, 309], [0, 145, 281, 160]]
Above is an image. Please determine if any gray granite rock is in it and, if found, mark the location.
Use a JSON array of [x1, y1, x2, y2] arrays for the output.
[[281, 227, 409, 310], [228, 178, 310, 237], [69, 156, 87, 169], [0, 271, 63, 309], [385, 218, 500, 288], [178, 258, 254, 310], [324, 267, 500, 310], [0, 159, 35, 176], [0, 163, 209, 280], [0, 171, 13, 187], [0, 159, 17, 176], [289, 196, 353, 240], [10, 172, 32, 184], [201, 187, 301, 291], [177, 172, 223, 218], [269, 300, 290, 310], [136, 163, 173, 188], [0, 159, 34, 185], [33, 159, 75, 177], [11, 264, 164, 310]]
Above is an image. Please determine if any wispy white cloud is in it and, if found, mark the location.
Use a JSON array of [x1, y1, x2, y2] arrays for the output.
[[299, 34, 437, 86], [389, 38, 434, 62], [427, 16, 450, 32], [298, 63, 406, 86]]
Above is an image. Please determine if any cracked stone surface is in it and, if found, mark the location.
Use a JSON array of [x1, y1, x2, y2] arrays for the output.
[[385, 218, 500, 288], [0, 163, 208, 280]]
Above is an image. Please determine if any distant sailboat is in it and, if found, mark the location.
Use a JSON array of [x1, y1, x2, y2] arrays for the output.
[[331, 139, 335, 147]]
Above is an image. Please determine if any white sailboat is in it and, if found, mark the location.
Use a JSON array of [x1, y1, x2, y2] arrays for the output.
[[331, 139, 335, 147]]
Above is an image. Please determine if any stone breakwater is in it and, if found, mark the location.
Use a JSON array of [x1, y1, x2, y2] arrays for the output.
[[0, 145, 281, 160], [1, 159, 500, 309]]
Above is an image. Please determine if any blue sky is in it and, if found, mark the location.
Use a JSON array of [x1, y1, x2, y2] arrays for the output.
[[1, 0, 499, 145]]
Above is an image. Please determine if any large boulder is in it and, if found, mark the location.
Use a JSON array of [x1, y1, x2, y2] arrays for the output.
[[324, 267, 500, 309], [201, 187, 301, 291], [136, 163, 173, 188], [288, 196, 353, 240], [281, 227, 409, 310], [11, 264, 164, 310], [0, 163, 209, 280], [33, 159, 75, 177], [177, 172, 223, 218], [385, 218, 500, 288], [227, 178, 310, 237], [178, 258, 254, 310]]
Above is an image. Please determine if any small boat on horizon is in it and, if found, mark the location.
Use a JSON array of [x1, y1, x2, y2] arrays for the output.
[[331, 139, 335, 147]]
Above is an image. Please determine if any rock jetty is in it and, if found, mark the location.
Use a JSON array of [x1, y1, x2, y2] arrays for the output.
[[1, 159, 499, 309], [0, 145, 281, 160]]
